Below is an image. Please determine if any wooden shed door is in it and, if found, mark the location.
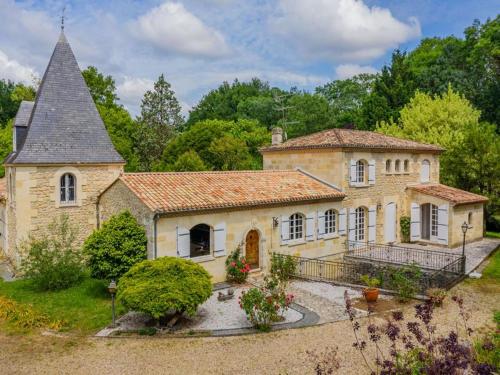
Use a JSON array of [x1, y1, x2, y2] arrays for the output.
[[245, 230, 259, 268]]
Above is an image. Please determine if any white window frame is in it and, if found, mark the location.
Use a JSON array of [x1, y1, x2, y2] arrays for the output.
[[324, 209, 337, 235], [289, 213, 304, 241], [355, 160, 365, 184], [354, 207, 366, 242], [60, 173, 76, 204], [431, 204, 438, 238]]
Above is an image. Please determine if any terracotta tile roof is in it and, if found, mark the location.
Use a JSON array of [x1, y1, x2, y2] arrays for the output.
[[408, 184, 488, 206], [261, 128, 444, 153], [0, 178, 5, 201], [119, 170, 345, 213]]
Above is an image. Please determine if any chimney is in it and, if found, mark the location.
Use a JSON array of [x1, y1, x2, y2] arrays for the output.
[[272, 127, 283, 145]]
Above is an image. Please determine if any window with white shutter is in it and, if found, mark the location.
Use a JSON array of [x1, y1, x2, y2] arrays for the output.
[[368, 206, 376, 243], [305, 212, 315, 241], [437, 204, 449, 246], [338, 208, 347, 235], [176, 226, 190, 258], [410, 203, 421, 241], [214, 222, 227, 257], [281, 215, 290, 245]]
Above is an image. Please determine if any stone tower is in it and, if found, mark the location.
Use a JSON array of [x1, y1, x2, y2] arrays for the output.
[[2, 32, 125, 258]]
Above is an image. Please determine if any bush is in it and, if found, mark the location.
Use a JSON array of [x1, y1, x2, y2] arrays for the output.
[[20, 215, 85, 291], [390, 264, 422, 302], [117, 257, 212, 320], [0, 295, 63, 330], [239, 274, 294, 331], [83, 211, 147, 281], [400, 216, 411, 243], [225, 246, 250, 283], [270, 253, 297, 282]]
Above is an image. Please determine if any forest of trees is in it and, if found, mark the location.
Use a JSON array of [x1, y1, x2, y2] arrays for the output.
[[0, 16, 498, 228]]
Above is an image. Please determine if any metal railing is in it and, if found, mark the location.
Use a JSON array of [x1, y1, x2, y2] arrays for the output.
[[345, 241, 465, 274], [273, 252, 465, 294]]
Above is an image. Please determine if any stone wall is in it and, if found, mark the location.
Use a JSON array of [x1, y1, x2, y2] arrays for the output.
[[98, 179, 155, 258], [0, 200, 6, 253], [138, 200, 345, 283], [450, 204, 484, 248], [263, 148, 440, 244], [5, 164, 123, 256]]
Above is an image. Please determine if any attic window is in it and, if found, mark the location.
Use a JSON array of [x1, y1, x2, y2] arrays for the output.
[[60, 173, 76, 203]]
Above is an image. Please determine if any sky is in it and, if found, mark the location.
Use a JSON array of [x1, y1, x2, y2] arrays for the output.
[[0, 0, 498, 116]]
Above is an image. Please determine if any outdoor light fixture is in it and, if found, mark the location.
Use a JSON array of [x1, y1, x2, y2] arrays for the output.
[[460, 222, 471, 272], [272, 217, 279, 228], [108, 279, 117, 328]]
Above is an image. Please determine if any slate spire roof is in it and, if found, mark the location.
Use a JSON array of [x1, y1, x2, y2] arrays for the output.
[[6, 32, 124, 165]]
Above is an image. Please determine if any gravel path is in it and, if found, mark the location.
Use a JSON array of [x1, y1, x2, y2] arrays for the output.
[[1, 280, 498, 375], [182, 286, 303, 331]]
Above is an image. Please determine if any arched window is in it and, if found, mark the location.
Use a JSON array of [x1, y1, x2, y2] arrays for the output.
[[385, 160, 392, 173], [356, 160, 366, 184], [421, 160, 430, 182], [325, 209, 337, 234], [289, 213, 304, 240], [190, 224, 211, 258], [395, 159, 401, 173], [404, 160, 409, 173], [60, 173, 76, 203], [354, 207, 366, 242]]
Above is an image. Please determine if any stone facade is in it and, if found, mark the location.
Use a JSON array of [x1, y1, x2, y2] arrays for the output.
[[98, 180, 155, 258], [98, 181, 345, 282], [5, 164, 123, 257], [263, 148, 443, 244]]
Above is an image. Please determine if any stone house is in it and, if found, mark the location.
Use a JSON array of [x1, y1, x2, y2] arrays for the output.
[[0, 33, 488, 282]]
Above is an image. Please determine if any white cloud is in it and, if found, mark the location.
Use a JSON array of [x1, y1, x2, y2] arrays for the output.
[[271, 0, 421, 62], [116, 76, 154, 113], [0, 49, 37, 83], [133, 2, 230, 58], [335, 64, 378, 79]]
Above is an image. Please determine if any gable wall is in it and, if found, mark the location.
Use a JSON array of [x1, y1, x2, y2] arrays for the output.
[[98, 180, 155, 258]]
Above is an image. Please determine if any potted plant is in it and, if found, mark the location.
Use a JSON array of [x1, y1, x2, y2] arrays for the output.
[[360, 275, 381, 303]]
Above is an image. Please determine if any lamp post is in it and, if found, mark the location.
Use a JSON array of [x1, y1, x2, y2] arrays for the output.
[[108, 280, 117, 328], [461, 222, 470, 274]]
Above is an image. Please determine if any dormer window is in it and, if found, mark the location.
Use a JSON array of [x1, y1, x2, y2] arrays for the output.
[[60, 173, 76, 203]]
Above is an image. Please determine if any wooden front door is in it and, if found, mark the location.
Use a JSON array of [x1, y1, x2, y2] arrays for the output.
[[245, 230, 259, 268]]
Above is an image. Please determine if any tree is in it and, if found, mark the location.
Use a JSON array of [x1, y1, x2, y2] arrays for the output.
[[161, 119, 269, 171], [83, 211, 148, 281], [135, 74, 184, 171], [187, 78, 282, 127], [316, 73, 376, 129], [117, 257, 212, 320], [208, 135, 254, 170], [82, 66, 139, 171], [0, 80, 36, 127], [170, 150, 208, 172], [362, 50, 417, 129], [82, 66, 118, 108], [0, 120, 12, 177], [377, 87, 500, 226], [284, 91, 335, 138]]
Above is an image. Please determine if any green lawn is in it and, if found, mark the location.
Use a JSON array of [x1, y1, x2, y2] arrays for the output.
[[482, 247, 500, 280], [0, 277, 114, 334], [486, 231, 500, 239]]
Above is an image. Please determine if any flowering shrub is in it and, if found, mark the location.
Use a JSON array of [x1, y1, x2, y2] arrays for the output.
[[270, 253, 297, 282], [326, 292, 498, 375], [239, 275, 294, 331], [225, 247, 251, 283]]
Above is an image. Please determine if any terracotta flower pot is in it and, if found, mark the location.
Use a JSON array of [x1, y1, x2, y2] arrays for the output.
[[363, 287, 379, 303]]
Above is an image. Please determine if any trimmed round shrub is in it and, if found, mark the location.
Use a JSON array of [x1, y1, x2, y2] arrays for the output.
[[117, 257, 212, 319], [83, 211, 147, 281]]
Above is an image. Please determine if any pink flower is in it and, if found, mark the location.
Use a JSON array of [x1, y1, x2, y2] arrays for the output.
[[230, 261, 236, 267]]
